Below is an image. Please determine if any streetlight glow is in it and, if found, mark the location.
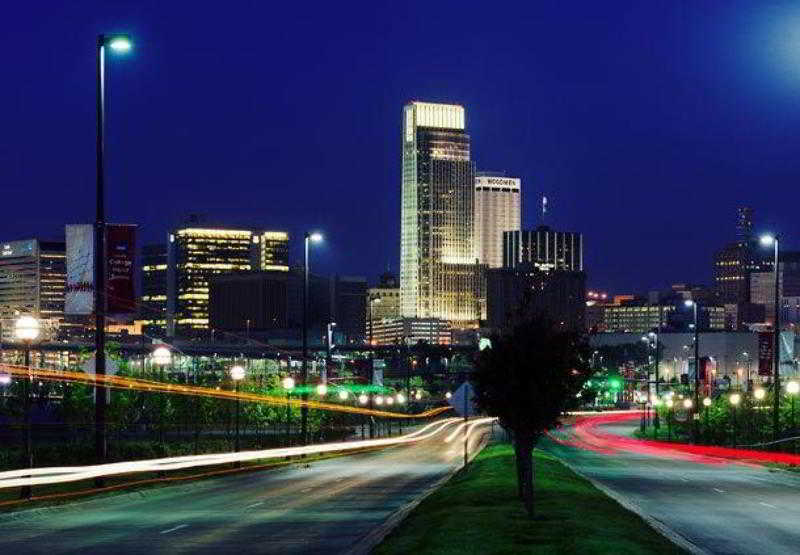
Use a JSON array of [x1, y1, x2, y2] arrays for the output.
[[703, 397, 712, 407], [754, 387, 766, 400], [730, 393, 741, 406], [282, 376, 295, 390], [684, 299, 694, 307], [151, 346, 172, 366], [309, 232, 323, 243], [229, 365, 245, 381], [107, 36, 132, 52], [445, 391, 452, 400], [14, 316, 40, 342], [666, 399, 674, 408], [375, 395, 384, 405], [788, 381, 800, 395], [358, 394, 369, 405], [760, 234, 775, 247], [338, 389, 348, 400], [683, 398, 693, 409], [316, 384, 328, 396], [396, 393, 405, 404]]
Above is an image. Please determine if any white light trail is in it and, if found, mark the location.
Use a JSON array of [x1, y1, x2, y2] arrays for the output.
[[0, 418, 463, 490], [443, 417, 496, 444]]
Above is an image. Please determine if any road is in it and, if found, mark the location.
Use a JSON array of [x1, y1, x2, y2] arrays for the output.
[[546, 413, 800, 555], [0, 418, 492, 555]]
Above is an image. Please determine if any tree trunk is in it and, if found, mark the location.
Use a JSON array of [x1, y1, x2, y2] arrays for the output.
[[514, 433, 536, 517]]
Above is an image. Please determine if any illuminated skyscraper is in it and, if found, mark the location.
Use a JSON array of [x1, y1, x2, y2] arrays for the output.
[[401, 101, 479, 323], [474, 173, 521, 268]]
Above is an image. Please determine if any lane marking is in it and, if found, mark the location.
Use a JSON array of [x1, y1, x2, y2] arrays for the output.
[[160, 524, 189, 535], [679, 476, 689, 482], [244, 502, 264, 509], [759, 502, 777, 509], [300, 488, 312, 493], [713, 488, 725, 493]]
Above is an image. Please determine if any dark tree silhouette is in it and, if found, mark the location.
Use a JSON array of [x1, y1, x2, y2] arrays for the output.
[[472, 316, 591, 517]]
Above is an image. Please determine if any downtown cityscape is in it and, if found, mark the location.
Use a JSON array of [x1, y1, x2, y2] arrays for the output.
[[2, 2, 800, 554]]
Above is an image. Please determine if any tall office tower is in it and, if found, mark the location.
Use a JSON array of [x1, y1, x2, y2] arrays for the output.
[[167, 227, 289, 336], [502, 226, 583, 272], [474, 173, 521, 268], [401, 101, 479, 323], [140, 244, 167, 335], [0, 239, 66, 340]]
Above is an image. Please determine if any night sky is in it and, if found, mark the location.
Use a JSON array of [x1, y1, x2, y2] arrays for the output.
[[3, 1, 799, 294]]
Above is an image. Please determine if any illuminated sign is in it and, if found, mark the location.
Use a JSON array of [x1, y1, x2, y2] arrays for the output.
[[0, 240, 36, 258]]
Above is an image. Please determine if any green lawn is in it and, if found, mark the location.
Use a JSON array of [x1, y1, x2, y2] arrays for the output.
[[375, 444, 684, 555]]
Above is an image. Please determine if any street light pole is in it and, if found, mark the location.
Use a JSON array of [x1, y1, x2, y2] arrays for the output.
[[685, 300, 700, 443], [94, 34, 131, 487], [301, 232, 323, 445], [760, 234, 781, 441]]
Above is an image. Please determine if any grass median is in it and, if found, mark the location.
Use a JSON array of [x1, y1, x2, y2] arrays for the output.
[[375, 443, 684, 554]]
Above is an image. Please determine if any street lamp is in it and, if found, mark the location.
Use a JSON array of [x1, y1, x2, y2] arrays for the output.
[[730, 392, 741, 447], [302, 231, 323, 445], [282, 376, 295, 446], [338, 389, 349, 401], [316, 383, 328, 396], [95, 33, 132, 484], [358, 393, 369, 405], [230, 365, 245, 454], [760, 233, 781, 441], [15, 315, 40, 499], [684, 299, 700, 443], [445, 391, 452, 400]]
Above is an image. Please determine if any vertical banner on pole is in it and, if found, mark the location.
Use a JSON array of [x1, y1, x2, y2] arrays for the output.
[[65, 224, 95, 315], [758, 331, 773, 376], [105, 224, 136, 314]]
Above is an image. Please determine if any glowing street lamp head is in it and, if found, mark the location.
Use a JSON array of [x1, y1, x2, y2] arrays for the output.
[[415, 391, 423, 401], [703, 397, 712, 407], [386, 396, 394, 406], [730, 393, 741, 406], [754, 387, 766, 400], [760, 234, 776, 247], [229, 365, 245, 381], [684, 300, 694, 308], [14, 315, 40, 341], [338, 389, 349, 400], [316, 384, 328, 396], [104, 34, 132, 52], [308, 232, 323, 243], [445, 391, 452, 400], [375, 395, 384, 406], [282, 376, 295, 390], [665, 399, 674, 408], [151, 346, 172, 366], [396, 393, 405, 404], [683, 398, 693, 409], [788, 381, 800, 395], [358, 394, 369, 405]]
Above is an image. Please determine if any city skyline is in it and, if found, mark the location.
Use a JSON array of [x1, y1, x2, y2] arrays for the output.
[[3, 2, 800, 295]]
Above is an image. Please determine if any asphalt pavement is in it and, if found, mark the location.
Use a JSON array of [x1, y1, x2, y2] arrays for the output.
[[0, 418, 491, 555], [546, 415, 800, 555]]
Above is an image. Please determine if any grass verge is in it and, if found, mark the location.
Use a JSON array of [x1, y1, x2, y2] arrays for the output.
[[375, 443, 684, 555]]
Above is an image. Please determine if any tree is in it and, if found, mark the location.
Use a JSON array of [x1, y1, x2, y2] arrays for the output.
[[472, 316, 590, 517]]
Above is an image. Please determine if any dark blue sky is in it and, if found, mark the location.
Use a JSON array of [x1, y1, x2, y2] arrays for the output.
[[3, 1, 799, 294]]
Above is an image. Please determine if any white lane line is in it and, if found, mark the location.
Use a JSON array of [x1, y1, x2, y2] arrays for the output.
[[759, 502, 777, 509], [679, 476, 689, 482], [713, 488, 726, 493], [244, 502, 264, 509], [301, 488, 312, 493], [160, 524, 189, 535]]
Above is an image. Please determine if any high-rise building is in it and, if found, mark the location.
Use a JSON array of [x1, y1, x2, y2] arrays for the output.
[[140, 244, 167, 335], [166, 227, 289, 336], [367, 272, 401, 340], [474, 173, 521, 268], [331, 275, 367, 344], [0, 239, 66, 340], [401, 101, 479, 324], [503, 226, 583, 272]]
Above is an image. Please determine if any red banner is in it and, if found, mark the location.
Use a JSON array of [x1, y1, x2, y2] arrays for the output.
[[758, 331, 773, 376], [105, 224, 136, 314]]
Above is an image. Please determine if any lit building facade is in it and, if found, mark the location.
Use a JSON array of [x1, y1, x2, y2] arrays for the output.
[[503, 226, 583, 271], [0, 239, 65, 341], [140, 244, 167, 335], [167, 227, 289, 336], [367, 272, 401, 338], [474, 174, 521, 269], [367, 317, 451, 346], [401, 101, 479, 324]]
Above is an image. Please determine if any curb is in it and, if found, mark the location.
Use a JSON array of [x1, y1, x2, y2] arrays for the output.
[[346, 433, 491, 555], [557, 458, 709, 555]]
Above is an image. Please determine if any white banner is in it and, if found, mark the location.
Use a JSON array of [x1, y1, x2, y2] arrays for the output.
[[65, 224, 94, 315]]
